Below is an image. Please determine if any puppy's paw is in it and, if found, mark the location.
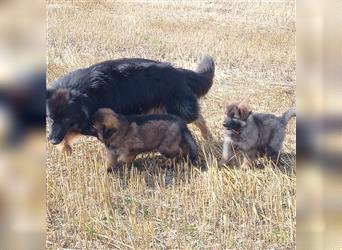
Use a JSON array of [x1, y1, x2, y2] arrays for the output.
[[218, 159, 228, 167], [57, 144, 72, 156], [107, 165, 120, 174], [241, 160, 252, 169]]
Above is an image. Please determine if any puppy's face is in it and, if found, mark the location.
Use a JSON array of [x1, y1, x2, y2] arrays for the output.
[[47, 88, 89, 145], [223, 102, 252, 131], [92, 108, 120, 143]]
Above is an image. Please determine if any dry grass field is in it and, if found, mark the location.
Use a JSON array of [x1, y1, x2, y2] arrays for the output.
[[47, 0, 296, 249]]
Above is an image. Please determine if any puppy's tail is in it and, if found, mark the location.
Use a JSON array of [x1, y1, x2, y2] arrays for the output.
[[188, 55, 215, 97], [280, 108, 296, 125]]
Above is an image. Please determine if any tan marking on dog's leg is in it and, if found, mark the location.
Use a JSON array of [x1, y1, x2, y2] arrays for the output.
[[193, 113, 211, 139], [56, 130, 80, 155]]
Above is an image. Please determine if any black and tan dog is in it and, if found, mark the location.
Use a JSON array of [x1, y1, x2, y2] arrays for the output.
[[92, 108, 198, 172], [47, 56, 215, 154], [219, 101, 296, 167]]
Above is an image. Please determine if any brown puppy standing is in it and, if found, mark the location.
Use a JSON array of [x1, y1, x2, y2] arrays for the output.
[[92, 108, 198, 172], [219, 101, 296, 167]]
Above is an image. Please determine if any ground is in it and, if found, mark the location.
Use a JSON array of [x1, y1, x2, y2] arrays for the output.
[[47, 1, 296, 249]]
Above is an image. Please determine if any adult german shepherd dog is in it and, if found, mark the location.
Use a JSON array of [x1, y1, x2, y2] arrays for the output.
[[47, 56, 215, 154]]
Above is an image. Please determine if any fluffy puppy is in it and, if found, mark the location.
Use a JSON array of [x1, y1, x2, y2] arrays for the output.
[[47, 56, 214, 155], [92, 108, 198, 172], [219, 102, 296, 167]]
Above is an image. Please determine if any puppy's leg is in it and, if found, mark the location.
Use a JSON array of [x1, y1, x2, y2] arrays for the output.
[[267, 130, 284, 164], [241, 156, 251, 169], [265, 146, 280, 163], [118, 153, 137, 164], [56, 130, 80, 155], [180, 130, 198, 164], [241, 150, 256, 169], [219, 136, 234, 166], [106, 149, 119, 173], [193, 113, 211, 139], [159, 133, 184, 159], [107, 152, 137, 173]]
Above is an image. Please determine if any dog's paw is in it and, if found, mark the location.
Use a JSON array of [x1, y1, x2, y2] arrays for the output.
[[218, 159, 228, 167], [107, 165, 120, 174], [57, 144, 72, 156]]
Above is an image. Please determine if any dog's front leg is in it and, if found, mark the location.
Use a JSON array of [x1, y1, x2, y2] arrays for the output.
[[241, 151, 256, 169], [56, 130, 80, 155], [106, 149, 119, 173], [117, 153, 137, 165], [219, 136, 234, 166]]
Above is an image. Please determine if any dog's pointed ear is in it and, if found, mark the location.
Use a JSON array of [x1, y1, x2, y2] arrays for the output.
[[225, 101, 234, 115], [238, 102, 252, 119]]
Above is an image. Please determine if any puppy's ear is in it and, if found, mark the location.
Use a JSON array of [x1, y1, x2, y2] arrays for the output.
[[93, 109, 120, 139], [101, 124, 117, 139], [238, 102, 252, 119], [225, 102, 234, 115], [225, 102, 240, 117]]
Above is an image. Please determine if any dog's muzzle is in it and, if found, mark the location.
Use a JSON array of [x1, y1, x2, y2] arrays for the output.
[[48, 136, 63, 145], [223, 122, 241, 133]]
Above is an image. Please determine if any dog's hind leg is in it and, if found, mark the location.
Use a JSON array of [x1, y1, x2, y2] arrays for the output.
[[56, 130, 80, 155], [158, 132, 184, 159], [193, 113, 211, 139], [265, 146, 279, 163], [180, 130, 198, 163], [267, 129, 284, 164]]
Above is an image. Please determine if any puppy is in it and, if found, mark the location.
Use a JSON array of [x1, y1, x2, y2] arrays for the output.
[[219, 101, 296, 167], [92, 108, 198, 172], [47, 56, 214, 155]]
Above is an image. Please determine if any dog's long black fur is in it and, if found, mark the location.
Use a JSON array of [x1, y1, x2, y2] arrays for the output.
[[47, 56, 215, 144]]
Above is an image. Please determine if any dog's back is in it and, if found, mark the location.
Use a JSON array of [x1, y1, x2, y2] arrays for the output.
[[252, 110, 295, 155], [48, 57, 214, 135]]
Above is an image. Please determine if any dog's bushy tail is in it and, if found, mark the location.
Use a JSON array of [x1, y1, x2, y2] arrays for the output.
[[280, 108, 296, 125], [187, 55, 215, 97]]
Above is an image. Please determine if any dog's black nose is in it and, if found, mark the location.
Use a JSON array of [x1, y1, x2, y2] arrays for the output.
[[49, 137, 62, 145]]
